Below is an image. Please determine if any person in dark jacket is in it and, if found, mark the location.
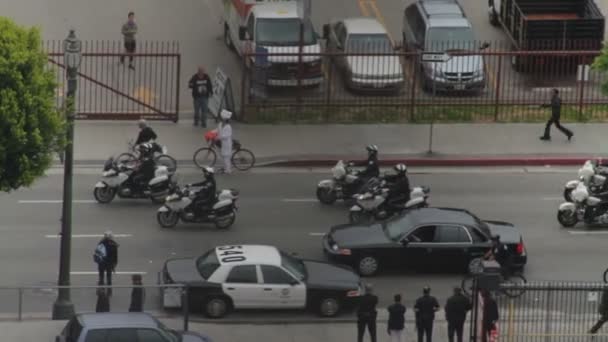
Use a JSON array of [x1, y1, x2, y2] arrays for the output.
[[357, 145, 380, 179], [189, 167, 218, 215], [188, 66, 214, 127], [96, 287, 110, 313], [481, 290, 499, 342], [357, 283, 378, 342], [97, 231, 119, 289], [445, 287, 472, 342], [385, 164, 411, 205], [540, 88, 573, 141], [589, 287, 608, 335], [135, 119, 157, 145], [129, 274, 145, 312], [387, 294, 406, 342], [414, 286, 440, 342]]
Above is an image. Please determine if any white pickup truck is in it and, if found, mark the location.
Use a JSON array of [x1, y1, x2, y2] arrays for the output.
[[222, 0, 323, 87]]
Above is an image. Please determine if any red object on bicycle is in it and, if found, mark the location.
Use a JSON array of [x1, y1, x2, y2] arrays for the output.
[[204, 130, 218, 142], [489, 323, 499, 342]]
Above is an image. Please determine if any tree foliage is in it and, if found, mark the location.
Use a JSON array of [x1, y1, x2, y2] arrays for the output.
[[592, 45, 608, 95], [0, 17, 64, 191]]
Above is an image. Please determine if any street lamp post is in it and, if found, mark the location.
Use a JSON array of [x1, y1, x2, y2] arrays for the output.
[[52, 29, 81, 320]]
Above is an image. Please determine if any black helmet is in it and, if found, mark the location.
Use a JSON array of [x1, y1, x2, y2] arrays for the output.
[[394, 163, 407, 175]]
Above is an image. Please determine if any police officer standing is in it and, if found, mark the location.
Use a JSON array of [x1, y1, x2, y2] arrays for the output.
[[414, 286, 440, 342], [445, 287, 472, 342], [357, 283, 379, 342]]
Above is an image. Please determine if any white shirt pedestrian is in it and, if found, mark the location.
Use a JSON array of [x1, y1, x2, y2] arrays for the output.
[[218, 110, 233, 174]]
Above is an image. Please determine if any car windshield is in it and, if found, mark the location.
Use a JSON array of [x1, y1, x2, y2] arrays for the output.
[[426, 27, 474, 51], [196, 250, 220, 280], [383, 214, 416, 241], [346, 34, 392, 53], [280, 251, 307, 281], [256, 18, 316, 46], [157, 320, 180, 342]]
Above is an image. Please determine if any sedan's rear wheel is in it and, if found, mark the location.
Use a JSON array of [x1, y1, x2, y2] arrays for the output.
[[204, 296, 230, 318], [318, 297, 341, 317], [357, 255, 379, 277]]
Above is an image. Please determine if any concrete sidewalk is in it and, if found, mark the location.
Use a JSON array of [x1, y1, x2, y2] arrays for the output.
[[72, 121, 607, 166]]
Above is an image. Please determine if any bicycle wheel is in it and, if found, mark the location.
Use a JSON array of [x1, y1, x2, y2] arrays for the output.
[[117, 153, 137, 166], [461, 275, 475, 297], [193, 147, 217, 169], [502, 274, 527, 298], [155, 154, 178, 173], [231, 148, 255, 171], [603, 268, 608, 283]]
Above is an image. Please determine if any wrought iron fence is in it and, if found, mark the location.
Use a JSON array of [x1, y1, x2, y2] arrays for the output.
[[241, 40, 608, 123], [486, 282, 608, 341], [45, 40, 181, 121]]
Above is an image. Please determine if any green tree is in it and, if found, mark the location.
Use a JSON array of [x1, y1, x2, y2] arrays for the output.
[[0, 17, 64, 191], [593, 45, 608, 95]]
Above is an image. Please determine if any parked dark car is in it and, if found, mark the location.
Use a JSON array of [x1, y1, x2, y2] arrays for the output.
[[323, 207, 527, 276]]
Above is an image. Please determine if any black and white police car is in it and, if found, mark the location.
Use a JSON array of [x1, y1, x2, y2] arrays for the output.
[[160, 245, 363, 318]]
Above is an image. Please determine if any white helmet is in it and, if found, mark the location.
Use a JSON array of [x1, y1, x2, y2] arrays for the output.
[[220, 109, 233, 121], [394, 163, 407, 174]]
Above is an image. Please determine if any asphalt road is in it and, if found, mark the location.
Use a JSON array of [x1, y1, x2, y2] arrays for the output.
[[3, 166, 608, 318]]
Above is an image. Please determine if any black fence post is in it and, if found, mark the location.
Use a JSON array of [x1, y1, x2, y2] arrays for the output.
[[182, 285, 189, 332]]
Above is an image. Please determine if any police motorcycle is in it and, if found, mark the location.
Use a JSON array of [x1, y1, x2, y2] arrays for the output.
[[93, 153, 176, 204], [316, 160, 378, 205], [156, 169, 239, 229], [563, 160, 608, 202], [348, 180, 430, 223], [558, 182, 608, 227]]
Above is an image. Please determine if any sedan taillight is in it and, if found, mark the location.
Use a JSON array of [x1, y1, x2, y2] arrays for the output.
[[516, 241, 525, 255]]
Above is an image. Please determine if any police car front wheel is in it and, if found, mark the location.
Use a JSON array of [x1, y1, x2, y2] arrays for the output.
[[318, 297, 341, 317], [204, 296, 231, 318]]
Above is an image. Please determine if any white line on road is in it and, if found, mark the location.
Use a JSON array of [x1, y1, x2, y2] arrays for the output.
[[282, 198, 317, 203], [45, 234, 133, 238], [19, 200, 96, 204], [567, 231, 608, 235], [71, 271, 147, 275], [309, 233, 326, 236]]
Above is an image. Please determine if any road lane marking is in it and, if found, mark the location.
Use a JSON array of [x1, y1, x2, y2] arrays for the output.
[[567, 231, 608, 235], [45, 234, 133, 238], [71, 271, 147, 275], [309, 233, 326, 236], [19, 200, 96, 204], [282, 198, 317, 202]]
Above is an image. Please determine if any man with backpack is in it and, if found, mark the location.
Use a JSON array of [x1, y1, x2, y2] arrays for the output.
[[94, 231, 119, 289]]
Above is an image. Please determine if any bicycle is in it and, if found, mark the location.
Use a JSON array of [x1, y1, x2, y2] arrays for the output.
[[116, 139, 178, 173], [461, 258, 527, 298], [601, 268, 608, 283], [192, 131, 255, 171]]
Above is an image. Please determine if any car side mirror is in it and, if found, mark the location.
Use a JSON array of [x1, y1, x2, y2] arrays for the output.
[[290, 280, 299, 286], [239, 26, 249, 41], [480, 42, 490, 50], [322, 24, 330, 40], [400, 238, 409, 246]]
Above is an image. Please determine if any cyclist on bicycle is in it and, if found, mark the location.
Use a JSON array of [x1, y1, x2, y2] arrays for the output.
[[135, 119, 158, 145], [484, 235, 512, 277]]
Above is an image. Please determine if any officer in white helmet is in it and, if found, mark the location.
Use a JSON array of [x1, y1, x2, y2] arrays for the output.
[[218, 109, 233, 174]]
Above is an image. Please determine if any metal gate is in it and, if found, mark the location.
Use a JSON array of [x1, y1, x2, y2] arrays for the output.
[[46, 40, 181, 121]]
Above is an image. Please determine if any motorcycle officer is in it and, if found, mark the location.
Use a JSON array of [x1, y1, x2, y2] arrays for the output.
[[353, 145, 380, 189], [187, 167, 218, 215], [132, 143, 156, 190], [384, 164, 411, 205]]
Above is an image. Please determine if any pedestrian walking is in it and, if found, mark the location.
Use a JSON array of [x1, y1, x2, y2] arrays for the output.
[[120, 11, 138, 70], [414, 286, 439, 342], [589, 287, 608, 335], [218, 109, 233, 174], [188, 66, 213, 127], [356, 283, 378, 342], [481, 290, 499, 342], [540, 88, 573, 141], [445, 287, 472, 342], [129, 274, 146, 312], [387, 294, 406, 342], [93, 231, 119, 291], [96, 287, 110, 313]]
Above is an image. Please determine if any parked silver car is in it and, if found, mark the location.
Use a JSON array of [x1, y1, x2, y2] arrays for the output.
[[402, 0, 489, 93], [323, 17, 404, 93]]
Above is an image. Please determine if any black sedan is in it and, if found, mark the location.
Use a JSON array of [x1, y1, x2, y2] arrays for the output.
[[323, 207, 527, 276]]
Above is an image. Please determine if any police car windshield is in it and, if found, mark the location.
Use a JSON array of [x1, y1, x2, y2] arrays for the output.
[[280, 251, 307, 281], [196, 250, 220, 280]]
